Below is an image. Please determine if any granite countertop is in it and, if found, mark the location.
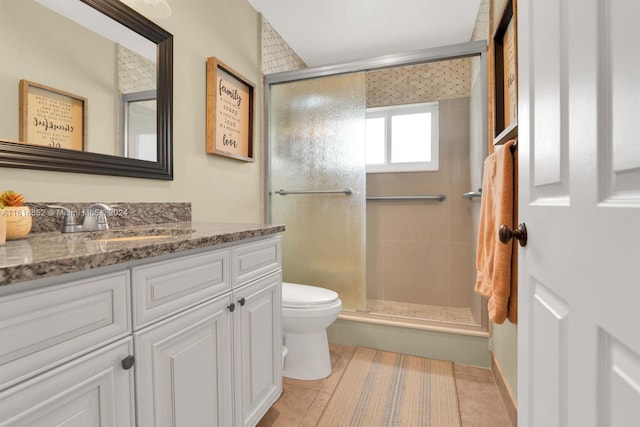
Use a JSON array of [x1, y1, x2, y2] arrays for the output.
[[0, 222, 285, 287]]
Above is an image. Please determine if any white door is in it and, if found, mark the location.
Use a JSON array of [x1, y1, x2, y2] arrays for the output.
[[135, 294, 234, 427], [518, 0, 640, 426]]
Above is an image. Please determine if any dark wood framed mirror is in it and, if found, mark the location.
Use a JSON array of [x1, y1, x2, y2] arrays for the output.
[[0, 0, 173, 180]]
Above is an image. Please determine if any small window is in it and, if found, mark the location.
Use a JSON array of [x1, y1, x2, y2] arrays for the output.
[[365, 102, 439, 173]]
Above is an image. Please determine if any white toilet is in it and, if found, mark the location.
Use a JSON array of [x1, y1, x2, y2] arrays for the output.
[[282, 282, 342, 380]]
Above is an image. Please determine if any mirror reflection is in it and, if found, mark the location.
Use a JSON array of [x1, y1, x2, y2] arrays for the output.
[[1, 0, 157, 159], [0, 0, 172, 180], [121, 90, 157, 161]]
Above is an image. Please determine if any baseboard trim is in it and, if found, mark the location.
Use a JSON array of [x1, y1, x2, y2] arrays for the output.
[[491, 351, 517, 426]]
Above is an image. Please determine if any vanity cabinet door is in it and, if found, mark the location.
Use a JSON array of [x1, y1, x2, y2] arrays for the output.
[[233, 271, 282, 427], [134, 293, 234, 427], [0, 338, 135, 426]]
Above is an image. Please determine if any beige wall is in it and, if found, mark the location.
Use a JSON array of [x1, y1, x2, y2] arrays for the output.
[[3, 0, 264, 224], [493, 319, 517, 400]]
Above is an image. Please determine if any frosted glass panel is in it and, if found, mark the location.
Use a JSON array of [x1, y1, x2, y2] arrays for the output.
[[269, 73, 367, 311]]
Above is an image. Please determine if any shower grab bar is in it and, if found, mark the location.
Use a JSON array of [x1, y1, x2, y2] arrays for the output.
[[462, 189, 482, 199], [274, 188, 353, 196], [366, 194, 446, 202]]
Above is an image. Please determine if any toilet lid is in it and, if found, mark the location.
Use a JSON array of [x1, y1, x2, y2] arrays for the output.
[[282, 282, 339, 307]]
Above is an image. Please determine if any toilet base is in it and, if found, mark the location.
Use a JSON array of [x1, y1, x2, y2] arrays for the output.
[[283, 330, 331, 380]]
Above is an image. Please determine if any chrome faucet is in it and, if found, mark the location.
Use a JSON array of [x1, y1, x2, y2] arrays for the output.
[[48, 203, 117, 233]]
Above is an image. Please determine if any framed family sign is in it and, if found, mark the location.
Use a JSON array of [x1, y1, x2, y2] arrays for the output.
[[493, 0, 518, 145], [19, 80, 87, 151], [206, 57, 255, 162]]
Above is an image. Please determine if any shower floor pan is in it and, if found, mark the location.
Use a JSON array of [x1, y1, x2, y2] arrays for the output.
[[366, 299, 478, 325]]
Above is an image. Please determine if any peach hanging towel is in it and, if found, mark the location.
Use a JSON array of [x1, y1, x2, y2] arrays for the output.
[[475, 139, 517, 324]]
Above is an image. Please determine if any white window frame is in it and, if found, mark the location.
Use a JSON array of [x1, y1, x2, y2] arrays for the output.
[[365, 102, 439, 173]]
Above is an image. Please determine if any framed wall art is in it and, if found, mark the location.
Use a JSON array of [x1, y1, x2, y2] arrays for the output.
[[206, 57, 255, 162], [493, 0, 518, 145], [19, 79, 87, 151]]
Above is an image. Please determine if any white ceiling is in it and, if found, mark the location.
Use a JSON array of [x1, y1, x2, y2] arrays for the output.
[[248, 0, 482, 68]]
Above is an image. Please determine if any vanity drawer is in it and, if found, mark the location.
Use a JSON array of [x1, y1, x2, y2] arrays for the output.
[[132, 248, 230, 329], [0, 271, 131, 391], [231, 237, 281, 286]]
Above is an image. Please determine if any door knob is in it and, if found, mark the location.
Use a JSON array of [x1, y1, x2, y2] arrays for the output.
[[499, 223, 528, 247]]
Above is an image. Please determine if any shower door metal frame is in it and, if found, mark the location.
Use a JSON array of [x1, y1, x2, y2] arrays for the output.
[[263, 40, 489, 222], [263, 40, 489, 329]]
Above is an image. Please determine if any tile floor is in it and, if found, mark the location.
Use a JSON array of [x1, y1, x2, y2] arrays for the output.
[[258, 343, 513, 427], [367, 299, 478, 325]]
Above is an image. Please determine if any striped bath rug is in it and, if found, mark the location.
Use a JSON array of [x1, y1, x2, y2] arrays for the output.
[[317, 347, 462, 427]]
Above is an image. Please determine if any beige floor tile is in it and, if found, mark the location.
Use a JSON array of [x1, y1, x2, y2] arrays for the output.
[[317, 344, 355, 394], [282, 343, 356, 394], [257, 383, 319, 427], [455, 364, 495, 380], [454, 364, 513, 427], [299, 392, 332, 427]]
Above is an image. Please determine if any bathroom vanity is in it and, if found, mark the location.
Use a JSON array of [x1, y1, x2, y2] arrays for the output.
[[0, 221, 284, 427]]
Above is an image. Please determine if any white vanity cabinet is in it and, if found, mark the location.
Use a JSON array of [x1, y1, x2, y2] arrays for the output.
[[133, 236, 282, 427], [0, 235, 282, 427], [0, 271, 135, 425]]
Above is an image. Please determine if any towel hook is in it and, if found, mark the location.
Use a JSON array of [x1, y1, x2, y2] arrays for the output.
[[499, 223, 528, 247]]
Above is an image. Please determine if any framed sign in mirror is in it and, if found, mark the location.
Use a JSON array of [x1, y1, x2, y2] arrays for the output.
[[206, 57, 255, 162], [493, 0, 518, 145], [19, 80, 87, 152]]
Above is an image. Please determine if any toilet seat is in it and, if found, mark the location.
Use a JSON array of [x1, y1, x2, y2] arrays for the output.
[[282, 282, 339, 309]]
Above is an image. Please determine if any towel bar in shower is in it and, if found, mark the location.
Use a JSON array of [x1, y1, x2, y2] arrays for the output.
[[274, 188, 353, 196], [366, 194, 446, 202]]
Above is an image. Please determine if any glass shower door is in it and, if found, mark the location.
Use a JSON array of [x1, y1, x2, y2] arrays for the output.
[[268, 73, 366, 311]]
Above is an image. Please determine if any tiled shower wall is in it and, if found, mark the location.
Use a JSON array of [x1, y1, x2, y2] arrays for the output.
[[366, 58, 472, 107], [365, 55, 474, 311], [366, 97, 473, 309], [117, 45, 155, 93], [261, 18, 307, 74]]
